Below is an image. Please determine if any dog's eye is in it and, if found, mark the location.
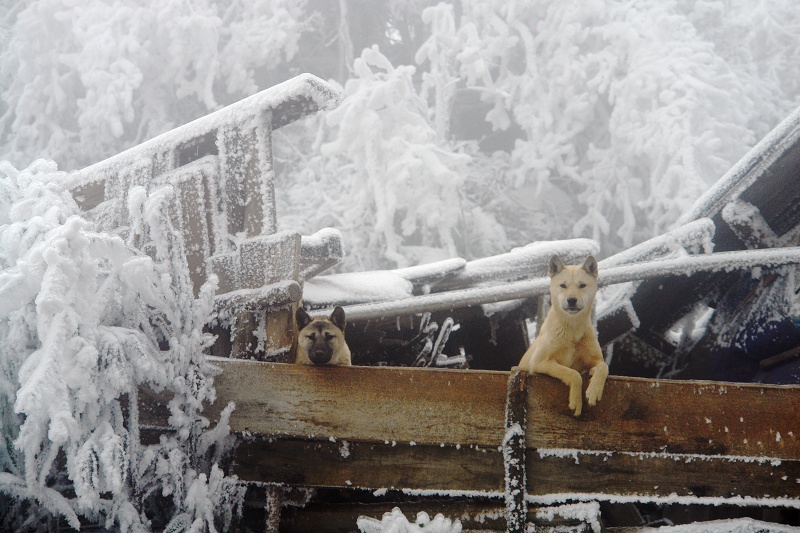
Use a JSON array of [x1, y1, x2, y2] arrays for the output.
[[307, 333, 316, 341], [579, 283, 586, 288], [560, 283, 567, 288], [324, 333, 334, 340]]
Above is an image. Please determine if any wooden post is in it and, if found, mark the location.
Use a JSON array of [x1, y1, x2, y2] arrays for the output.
[[265, 485, 283, 533], [504, 369, 528, 533]]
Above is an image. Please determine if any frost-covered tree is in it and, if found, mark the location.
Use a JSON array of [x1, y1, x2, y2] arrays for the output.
[[0, 0, 310, 170], [0, 160, 242, 531], [275, 45, 509, 269], [412, 0, 800, 254], [276, 0, 800, 269], [3, 0, 800, 270]]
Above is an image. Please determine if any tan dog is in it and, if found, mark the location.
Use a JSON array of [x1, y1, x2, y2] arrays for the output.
[[517, 254, 608, 416], [295, 306, 352, 366]]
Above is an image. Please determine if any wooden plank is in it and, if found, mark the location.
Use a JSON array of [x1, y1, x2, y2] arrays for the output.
[[338, 248, 800, 321], [526, 373, 800, 460], [174, 165, 214, 297], [233, 438, 504, 493], [138, 363, 800, 506], [71, 178, 105, 211], [526, 452, 800, 505], [141, 362, 800, 461], [196, 361, 509, 447], [70, 74, 341, 209], [229, 437, 800, 505]]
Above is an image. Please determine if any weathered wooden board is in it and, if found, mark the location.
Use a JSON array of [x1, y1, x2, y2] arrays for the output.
[[527, 375, 800, 460], [185, 360, 510, 447], [147, 360, 800, 459], [230, 437, 800, 505], [138, 361, 800, 506], [234, 438, 504, 492]]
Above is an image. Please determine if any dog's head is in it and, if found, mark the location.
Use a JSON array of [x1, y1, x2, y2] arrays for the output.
[[548, 254, 598, 316], [295, 306, 348, 365]]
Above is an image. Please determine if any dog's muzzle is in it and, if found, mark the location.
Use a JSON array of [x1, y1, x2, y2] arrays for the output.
[[563, 297, 583, 314], [309, 348, 333, 365]]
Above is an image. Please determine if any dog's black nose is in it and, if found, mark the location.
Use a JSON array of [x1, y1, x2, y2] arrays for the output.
[[310, 349, 331, 365], [567, 297, 577, 307]]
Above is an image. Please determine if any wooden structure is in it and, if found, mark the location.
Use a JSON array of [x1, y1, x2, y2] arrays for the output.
[[140, 360, 800, 531], [597, 105, 800, 382], [67, 74, 344, 361], [64, 75, 800, 529]]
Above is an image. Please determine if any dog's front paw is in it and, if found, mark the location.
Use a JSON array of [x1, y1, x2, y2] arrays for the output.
[[586, 381, 604, 407], [569, 389, 583, 417]]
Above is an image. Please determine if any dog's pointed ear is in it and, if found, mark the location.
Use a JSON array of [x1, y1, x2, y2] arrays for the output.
[[582, 255, 598, 278], [549, 254, 565, 277], [296, 307, 313, 330], [330, 306, 346, 332]]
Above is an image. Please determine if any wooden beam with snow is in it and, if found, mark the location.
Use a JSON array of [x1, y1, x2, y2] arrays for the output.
[[678, 102, 800, 237], [139, 360, 800, 508], [430, 238, 599, 291], [598, 217, 715, 269], [68, 74, 341, 212], [331, 247, 800, 321]]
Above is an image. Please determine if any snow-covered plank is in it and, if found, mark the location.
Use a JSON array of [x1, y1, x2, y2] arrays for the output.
[[333, 247, 800, 321], [598, 218, 714, 269], [303, 271, 415, 308], [678, 103, 800, 226], [212, 280, 301, 314], [173, 166, 214, 296], [392, 257, 467, 289], [209, 231, 300, 294], [526, 375, 799, 460], [228, 436, 800, 508], [299, 228, 344, 280], [504, 370, 528, 533], [67, 74, 341, 208], [431, 239, 599, 291], [218, 114, 276, 238], [527, 451, 800, 508], [721, 199, 780, 249]]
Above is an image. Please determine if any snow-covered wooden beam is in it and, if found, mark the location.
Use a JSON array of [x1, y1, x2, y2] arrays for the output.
[[139, 360, 800, 508], [213, 280, 301, 314], [599, 217, 714, 268], [431, 238, 599, 291], [678, 103, 800, 225], [332, 247, 800, 321], [299, 228, 345, 280], [67, 74, 341, 211]]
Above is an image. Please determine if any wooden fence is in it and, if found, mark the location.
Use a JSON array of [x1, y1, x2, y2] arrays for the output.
[[139, 360, 800, 531]]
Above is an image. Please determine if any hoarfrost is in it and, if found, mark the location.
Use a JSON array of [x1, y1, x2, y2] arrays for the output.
[[0, 160, 243, 530], [357, 507, 462, 533]]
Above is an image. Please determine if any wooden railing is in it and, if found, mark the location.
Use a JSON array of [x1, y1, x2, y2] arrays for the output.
[[139, 359, 800, 531]]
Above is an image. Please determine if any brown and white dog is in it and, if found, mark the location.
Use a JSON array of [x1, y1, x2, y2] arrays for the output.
[[517, 254, 608, 416], [295, 306, 352, 366]]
